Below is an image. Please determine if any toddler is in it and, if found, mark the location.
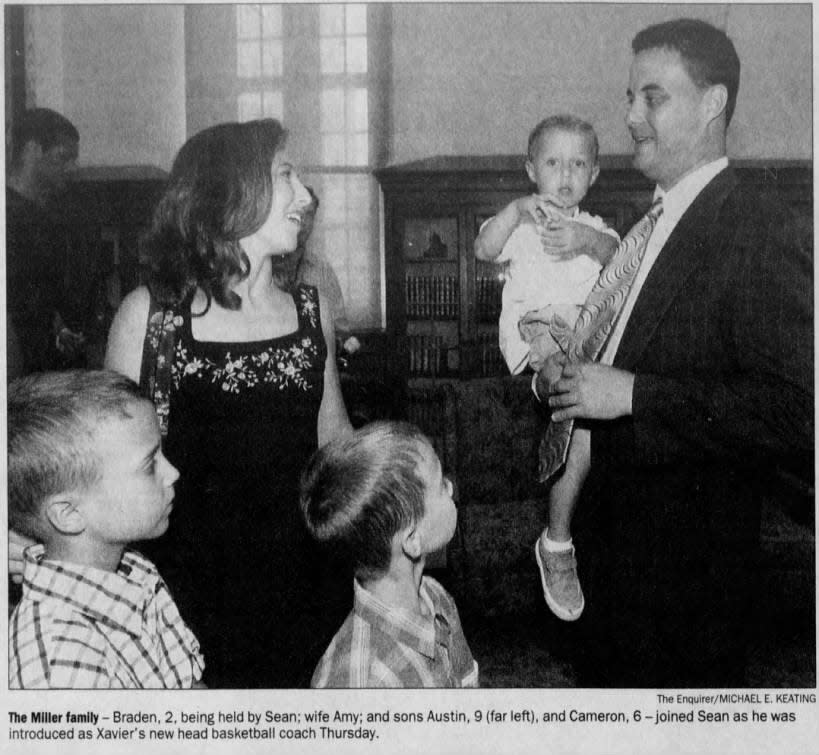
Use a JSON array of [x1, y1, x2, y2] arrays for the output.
[[474, 115, 620, 621]]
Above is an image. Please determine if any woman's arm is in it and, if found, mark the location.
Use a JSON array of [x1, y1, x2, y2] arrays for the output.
[[104, 285, 152, 382], [317, 289, 352, 446]]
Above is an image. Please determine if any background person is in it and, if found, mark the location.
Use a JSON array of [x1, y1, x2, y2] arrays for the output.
[[6, 108, 85, 377]]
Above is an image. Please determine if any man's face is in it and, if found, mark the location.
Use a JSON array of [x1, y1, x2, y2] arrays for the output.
[[35, 139, 78, 199], [625, 47, 711, 189]]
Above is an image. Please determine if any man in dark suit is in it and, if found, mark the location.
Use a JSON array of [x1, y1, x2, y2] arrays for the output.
[[538, 19, 813, 687]]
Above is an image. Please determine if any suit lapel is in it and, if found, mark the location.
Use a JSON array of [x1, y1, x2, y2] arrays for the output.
[[613, 169, 738, 370]]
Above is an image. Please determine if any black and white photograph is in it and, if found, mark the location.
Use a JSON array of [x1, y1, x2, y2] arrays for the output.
[[2, 2, 815, 753]]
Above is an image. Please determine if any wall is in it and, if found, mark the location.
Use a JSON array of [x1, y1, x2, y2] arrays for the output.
[[24, 4, 811, 167], [389, 3, 812, 162], [26, 5, 186, 170]]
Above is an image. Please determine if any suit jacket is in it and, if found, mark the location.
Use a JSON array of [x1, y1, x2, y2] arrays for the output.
[[576, 168, 814, 687]]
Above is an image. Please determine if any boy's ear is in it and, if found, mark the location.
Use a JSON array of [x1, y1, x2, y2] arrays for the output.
[[400, 525, 423, 561], [44, 494, 86, 536], [590, 162, 600, 187], [525, 159, 536, 186]]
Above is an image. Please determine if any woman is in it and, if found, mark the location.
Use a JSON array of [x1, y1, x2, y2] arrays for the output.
[[104, 119, 352, 687]]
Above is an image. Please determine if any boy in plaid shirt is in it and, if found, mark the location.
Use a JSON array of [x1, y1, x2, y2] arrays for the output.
[[301, 421, 478, 688], [8, 370, 204, 688]]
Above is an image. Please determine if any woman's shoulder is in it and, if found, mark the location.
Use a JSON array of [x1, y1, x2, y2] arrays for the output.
[[104, 286, 154, 381], [118, 285, 153, 320]]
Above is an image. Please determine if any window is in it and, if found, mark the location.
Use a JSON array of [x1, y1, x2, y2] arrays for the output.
[[187, 4, 389, 329], [236, 4, 283, 121]]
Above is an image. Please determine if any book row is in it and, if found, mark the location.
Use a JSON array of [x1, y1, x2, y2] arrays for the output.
[[405, 275, 459, 319]]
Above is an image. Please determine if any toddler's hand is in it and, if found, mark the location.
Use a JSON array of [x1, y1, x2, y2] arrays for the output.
[[516, 194, 563, 226]]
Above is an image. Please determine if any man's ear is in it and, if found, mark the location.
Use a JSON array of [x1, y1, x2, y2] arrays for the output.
[[703, 84, 729, 124], [400, 525, 422, 561], [44, 494, 86, 536]]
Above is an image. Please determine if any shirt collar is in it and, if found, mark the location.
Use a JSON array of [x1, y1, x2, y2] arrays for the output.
[[654, 157, 729, 227], [21, 544, 162, 639], [353, 577, 449, 660]]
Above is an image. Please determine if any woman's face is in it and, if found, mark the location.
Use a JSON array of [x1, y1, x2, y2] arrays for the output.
[[250, 152, 312, 255]]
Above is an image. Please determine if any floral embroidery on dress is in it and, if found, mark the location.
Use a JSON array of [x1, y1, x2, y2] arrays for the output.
[[173, 338, 319, 394], [145, 309, 183, 437], [146, 310, 183, 351], [298, 286, 319, 329], [170, 287, 322, 394]]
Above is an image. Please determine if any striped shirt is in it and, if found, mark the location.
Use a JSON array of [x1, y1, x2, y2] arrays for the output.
[[9, 545, 204, 689], [311, 576, 479, 688]]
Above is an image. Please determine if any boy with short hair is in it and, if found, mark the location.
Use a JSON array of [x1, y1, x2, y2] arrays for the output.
[[301, 421, 478, 688], [8, 370, 204, 688], [474, 115, 620, 622]]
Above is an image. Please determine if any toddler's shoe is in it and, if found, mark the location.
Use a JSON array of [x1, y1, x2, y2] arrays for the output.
[[535, 534, 584, 621]]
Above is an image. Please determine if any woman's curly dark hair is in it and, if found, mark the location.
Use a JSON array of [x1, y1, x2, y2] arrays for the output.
[[144, 119, 287, 311]]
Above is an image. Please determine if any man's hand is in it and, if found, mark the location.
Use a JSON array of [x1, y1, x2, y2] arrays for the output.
[[547, 361, 635, 421], [539, 220, 619, 265], [9, 529, 37, 584], [534, 351, 568, 400], [538, 214, 594, 258]]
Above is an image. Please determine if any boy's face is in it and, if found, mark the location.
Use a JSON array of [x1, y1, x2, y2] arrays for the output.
[[79, 400, 179, 548], [415, 444, 457, 554], [525, 129, 599, 213]]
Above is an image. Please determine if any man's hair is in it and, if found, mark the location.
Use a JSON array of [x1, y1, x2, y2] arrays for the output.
[[527, 114, 599, 163], [300, 421, 432, 580], [145, 118, 287, 311], [633, 18, 741, 126], [7, 370, 145, 541], [11, 107, 79, 164]]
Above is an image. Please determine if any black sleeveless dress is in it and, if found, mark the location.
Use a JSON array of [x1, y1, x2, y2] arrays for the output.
[[144, 284, 351, 688]]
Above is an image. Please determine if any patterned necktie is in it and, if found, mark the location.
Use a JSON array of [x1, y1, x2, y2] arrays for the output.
[[538, 197, 664, 482]]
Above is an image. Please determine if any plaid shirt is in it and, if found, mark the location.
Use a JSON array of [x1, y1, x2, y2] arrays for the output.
[[9, 545, 204, 689], [312, 576, 479, 688]]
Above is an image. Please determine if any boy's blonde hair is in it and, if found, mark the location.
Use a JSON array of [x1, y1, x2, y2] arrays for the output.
[[8, 370, 145, 541], [527, 114, 599, 163], [300, 421, 432, 580]]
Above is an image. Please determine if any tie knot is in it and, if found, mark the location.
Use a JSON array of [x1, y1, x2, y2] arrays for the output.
[[648, 196, 664, 219]]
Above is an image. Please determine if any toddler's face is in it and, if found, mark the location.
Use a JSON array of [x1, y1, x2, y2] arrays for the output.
[[415, 444, 457, 554], [79, 400, 180, 547], [526, 129, 599, 213]]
